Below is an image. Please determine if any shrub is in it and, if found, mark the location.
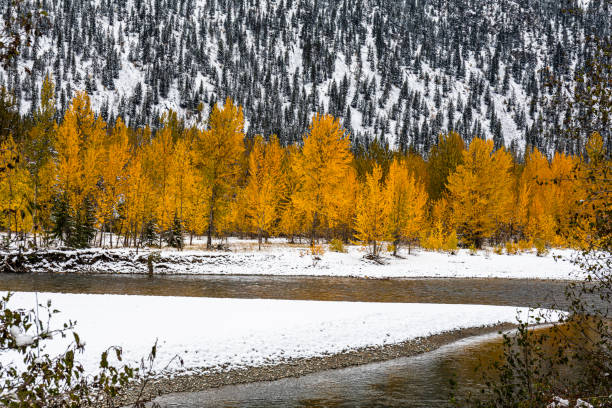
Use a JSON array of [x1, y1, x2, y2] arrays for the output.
[[517, 239, 532, 252], [469, 243, 478, 255], [421, 222, 445, 251], [0, 293, 161, 407], [329, 238, 346, 253], [533, 238, 549, 256], [493, 245, 503, 255], [505, 241, 519, 255], [443, 230, 458, 254]]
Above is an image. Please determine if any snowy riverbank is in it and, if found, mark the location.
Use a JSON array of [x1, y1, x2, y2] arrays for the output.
[[0, 243, 583, 280], [3, 292, 561, 379]]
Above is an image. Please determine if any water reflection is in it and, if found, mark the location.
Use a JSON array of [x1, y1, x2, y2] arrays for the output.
[[150, 332, 507, 407]]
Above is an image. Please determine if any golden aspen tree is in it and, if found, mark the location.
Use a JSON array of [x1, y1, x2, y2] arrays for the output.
[[519, 147, 554, 244], [384, 159, 427, 255], [194, 98, 245, 249], [518, 148, 580, 247], [54, 92, 106, 246], [245, 135, 285, 250], [515, 181, 531, 238], [227, 187, 250, 238], [427, 131, 465, 201], [549, 151, 580, 245], [354, 164, 389, 256], [23, 73, 56, 246], [326, 166, 358, 242], [0, 136, 32, 240], [278, 145, 306, 243], [96, 118, 131, 247], [182, 170, 210, 244], [573, 132, 610, 249], [168, 137, 197, 248], [123, 149, 154, 248], [402, 151, 429, 187], [293, 114, 352, 244], [422, 198, 458, 252], [353, 137, 394, 182], [446, 138, 514, 247], [35, 161, 56, 243], [144, 124, 176, 246]]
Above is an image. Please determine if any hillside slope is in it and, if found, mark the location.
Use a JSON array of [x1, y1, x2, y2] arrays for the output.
[[1, 0, 610, 154]]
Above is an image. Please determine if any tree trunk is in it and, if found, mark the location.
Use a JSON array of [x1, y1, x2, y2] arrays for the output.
[[310, 212, 318, 246], [207, 190, 216, 250], [32, 185, 38, 248]]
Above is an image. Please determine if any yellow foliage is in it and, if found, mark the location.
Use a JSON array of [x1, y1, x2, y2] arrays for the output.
[[427, 131, 465, 201], [144, 123, 176, 237], [354, 164, 389, 256], [194, 98, 245, 247], [518, 147, 580, 247], [505, 241, 519, 255], [293, 114, 352, 243], [123, 149, 154, 245], [422, 221, 457, 254], [277, 145, 306, 241], [326, 166, 358, 240], [328, 238, 346, 253], [95, 118, 131, 238], [446, 138, 514, 247], [0, 136, 33, 235], [442, 229, 458, 253], [534, 238, 549, 256], [54, 92, 105, 215], [384, 159, 428, 255], [245, 135, 285, 249], [308, 243, 325, 258], [422, 221, 443, 250], [518, 239, 532, 251]]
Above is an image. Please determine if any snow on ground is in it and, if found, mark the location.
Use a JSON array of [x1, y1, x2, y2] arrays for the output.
[[2, 292, 560, 376], [148, 245, 582, 280], [19, 247, 584, 280], [1, 235, 585, 280]]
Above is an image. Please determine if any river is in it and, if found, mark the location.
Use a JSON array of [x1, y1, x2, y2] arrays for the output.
[[0, 273, 583, 406]]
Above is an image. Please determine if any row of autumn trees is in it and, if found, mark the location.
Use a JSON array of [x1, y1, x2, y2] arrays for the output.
[[0, 75, 607, 253]]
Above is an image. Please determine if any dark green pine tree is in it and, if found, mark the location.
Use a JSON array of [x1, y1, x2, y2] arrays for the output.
[[164, 213, 184, 250], [141, 219, 160, 248], [70, 197, 96, 249], [50, 194, 73, 247]]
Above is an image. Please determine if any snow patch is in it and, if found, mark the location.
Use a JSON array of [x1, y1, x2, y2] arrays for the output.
[[1, 292, 561, 376]]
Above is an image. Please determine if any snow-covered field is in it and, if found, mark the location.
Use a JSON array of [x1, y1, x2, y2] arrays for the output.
[[2, 241, 583, 280], [3, 292, 560, 376]]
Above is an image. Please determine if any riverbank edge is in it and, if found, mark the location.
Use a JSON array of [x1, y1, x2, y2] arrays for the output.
[[0, 247, 581, 281], [112, 322, 516, 406]]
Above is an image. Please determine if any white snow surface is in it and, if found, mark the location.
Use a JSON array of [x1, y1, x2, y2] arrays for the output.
[[13, 242, 584, 280], [2, 292, 559, 376]]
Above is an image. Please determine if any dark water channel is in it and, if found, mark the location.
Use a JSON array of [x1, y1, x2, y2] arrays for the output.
[[1, 273, 590, 406], [151, 331, 510, 407]]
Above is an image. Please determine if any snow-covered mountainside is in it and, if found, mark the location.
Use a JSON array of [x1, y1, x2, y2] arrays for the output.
[[1, 0, 610, 154]]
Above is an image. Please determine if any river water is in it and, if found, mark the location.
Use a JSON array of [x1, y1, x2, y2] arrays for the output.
[[151, 331, 508, 407], [0, 273, 572, 308], [0, 273, 583, 406]]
